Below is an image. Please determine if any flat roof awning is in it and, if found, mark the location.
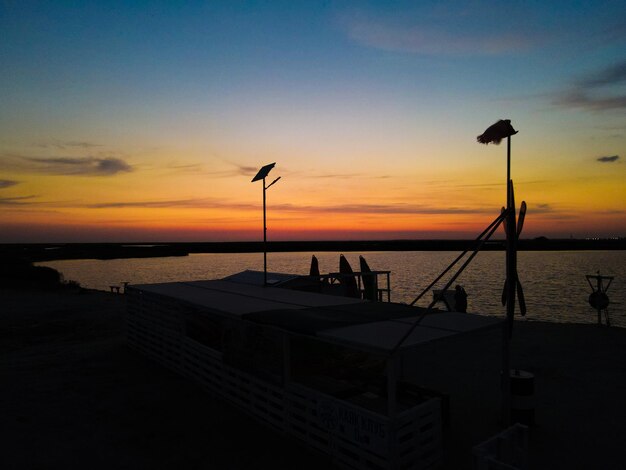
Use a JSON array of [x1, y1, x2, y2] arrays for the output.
[[222, 270, 300, 287], [131, 277, 503, 353], [241, 301, 423, 335], [317, 312, 502, 353], [131, 278, 363, 316]]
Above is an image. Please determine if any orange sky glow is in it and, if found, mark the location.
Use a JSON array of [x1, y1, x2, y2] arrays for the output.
[[1, 2, 624, 242]]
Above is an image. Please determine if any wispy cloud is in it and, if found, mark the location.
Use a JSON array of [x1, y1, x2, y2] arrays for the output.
[[554, 61, 626, 111], [455, 180, 549, 190], [339, 3, 626, 58], [232, 162, 259, 176], [555, 91, 626, 111], [220, 162, 363, 181], [262, 168, 390, 181], [533, 203, 555, 213], [0, 195, 39, 205], [304, 172, 391, 180], [0, 179, 19, 189], [337, 8, 539, 56], [115, 158, 283, 179], [85, 198, 261, 211], [36, 139, 103, 150], [10, 156, 133, 176], [86, 198, 222, 209], [84, 197, 492, 216], [171, 161, 272, 179], [166, 163, 205, 174], [595, 209, 626, 215], [577, 62, 626, 88], [286, 203, 493, 215], [0, 179, 39, 206], [596, 155, 620, 163]]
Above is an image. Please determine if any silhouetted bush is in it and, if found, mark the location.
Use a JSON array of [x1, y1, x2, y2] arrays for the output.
[[29, 265, 63, 285], [64, 280, 82, 290], [0, 256, 76, 290]]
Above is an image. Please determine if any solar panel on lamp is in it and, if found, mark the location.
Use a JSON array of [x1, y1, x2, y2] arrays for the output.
[[251, 162, 276, 182]]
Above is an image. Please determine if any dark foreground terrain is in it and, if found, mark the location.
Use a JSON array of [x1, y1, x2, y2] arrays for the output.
[[1, 288, 338, 470], [1, 288, 625, 469]]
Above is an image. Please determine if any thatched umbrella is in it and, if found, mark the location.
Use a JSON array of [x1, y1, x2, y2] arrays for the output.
[[477, 119, 518, 144], [477, 119, 518, 185]]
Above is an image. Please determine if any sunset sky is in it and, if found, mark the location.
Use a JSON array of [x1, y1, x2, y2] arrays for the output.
[[1, 1, 624, 242]]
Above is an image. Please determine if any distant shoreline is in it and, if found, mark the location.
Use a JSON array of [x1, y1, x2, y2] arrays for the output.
[[3, 238, 625, 262]]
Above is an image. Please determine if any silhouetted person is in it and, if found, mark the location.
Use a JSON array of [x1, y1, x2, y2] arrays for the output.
[[309, 255, 320, 277], [454, 285, 467, 312]]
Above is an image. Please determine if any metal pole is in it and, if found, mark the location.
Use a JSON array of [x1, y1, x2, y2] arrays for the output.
[[263, 177, 267, 286], [597, 277, 602, 325], [502, 135, 515, 426], [507, 136, 511, 191]]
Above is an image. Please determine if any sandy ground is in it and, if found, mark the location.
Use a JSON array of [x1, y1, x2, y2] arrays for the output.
[[1, 288, 625, 469]]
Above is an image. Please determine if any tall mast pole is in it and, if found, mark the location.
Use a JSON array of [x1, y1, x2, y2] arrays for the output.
[[502, 134, 516, 426], [507, 136, 511, 190], [477, 121, 519, 427]]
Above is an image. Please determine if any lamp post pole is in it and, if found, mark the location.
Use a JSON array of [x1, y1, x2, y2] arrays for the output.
[[251, 162, 280, 287], [263, 177, 267, 285]]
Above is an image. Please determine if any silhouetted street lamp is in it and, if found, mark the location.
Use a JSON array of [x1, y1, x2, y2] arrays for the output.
[[251, 162, 281, 285]]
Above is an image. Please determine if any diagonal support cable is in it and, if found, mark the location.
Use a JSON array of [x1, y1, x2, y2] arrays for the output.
[[390, 210, 508, 356], [410, 211, 507, 306]]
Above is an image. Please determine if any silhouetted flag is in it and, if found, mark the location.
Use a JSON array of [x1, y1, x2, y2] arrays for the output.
[[477, 120, 518, 145]]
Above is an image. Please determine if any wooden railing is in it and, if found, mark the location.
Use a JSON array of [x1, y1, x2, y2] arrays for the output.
[[320, 270, 392, 302]]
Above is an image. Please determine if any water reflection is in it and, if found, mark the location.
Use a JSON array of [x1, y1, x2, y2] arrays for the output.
[[40, 250, 626, 328]]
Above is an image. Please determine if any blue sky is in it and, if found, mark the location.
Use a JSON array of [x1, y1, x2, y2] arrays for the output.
[[0, 1, 624, 241]]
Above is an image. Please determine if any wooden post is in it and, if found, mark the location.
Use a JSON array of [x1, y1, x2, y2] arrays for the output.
[[283, 333, 291, 386], [387, 355, 398, 419], [596, 277, 602, 325]]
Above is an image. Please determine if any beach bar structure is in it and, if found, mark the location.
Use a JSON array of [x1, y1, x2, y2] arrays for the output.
[[126, 272, 501, 469]]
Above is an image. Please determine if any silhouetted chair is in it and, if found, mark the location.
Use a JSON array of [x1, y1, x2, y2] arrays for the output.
[[359, 255, 379, 301], [339, 255, 360, 298]]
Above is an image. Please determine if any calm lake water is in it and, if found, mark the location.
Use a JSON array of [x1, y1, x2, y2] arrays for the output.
[[39, 251, 626, 328]]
